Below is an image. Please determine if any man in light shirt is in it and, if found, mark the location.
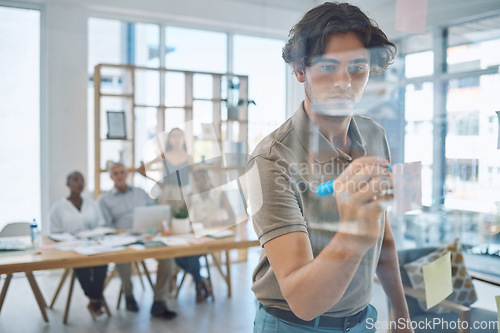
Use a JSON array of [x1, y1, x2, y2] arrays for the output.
[[98, 162, 176, 320]]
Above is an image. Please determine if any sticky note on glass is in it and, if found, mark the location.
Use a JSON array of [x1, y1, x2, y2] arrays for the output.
[[422, 252, 452, 309], [495, 295, 500, 333], [392, 161, 422, 216], [395, 0, 428, 34]]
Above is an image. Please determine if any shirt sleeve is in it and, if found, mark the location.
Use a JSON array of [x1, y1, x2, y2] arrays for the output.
[[92, 199, 106, 228], [98, 195, 114, 228], [142, 188, 155, 206], [247, 156, 308, 247], [49, 203, 63, 234]]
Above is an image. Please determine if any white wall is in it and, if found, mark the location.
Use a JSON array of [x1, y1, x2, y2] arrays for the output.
[[43, 2, 88, 232]]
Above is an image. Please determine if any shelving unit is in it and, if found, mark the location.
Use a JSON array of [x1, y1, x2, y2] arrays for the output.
[[93, 64, 249, 198]]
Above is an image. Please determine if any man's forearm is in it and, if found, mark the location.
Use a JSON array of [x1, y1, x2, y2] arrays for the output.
[[376, 238, 410, 319]]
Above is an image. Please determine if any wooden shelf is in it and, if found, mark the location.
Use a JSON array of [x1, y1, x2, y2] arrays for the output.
[[221, 119, 249, 123], [196, 165, 246, 170], [98, 167, 138, 173], [193, 97, 226, 102], [134, 104, 160, 109], [100, 138, 133, 142], [165, 105, 190, 109], [99, 93, 133, 98], [94, 63, 249, 198], [133, 104, 193, 110]]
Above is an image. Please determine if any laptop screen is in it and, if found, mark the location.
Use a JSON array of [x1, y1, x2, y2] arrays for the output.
[[132, 205, 170, 233]]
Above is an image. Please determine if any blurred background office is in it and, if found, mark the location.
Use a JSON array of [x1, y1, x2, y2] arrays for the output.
[[1, 0, 500, 331]]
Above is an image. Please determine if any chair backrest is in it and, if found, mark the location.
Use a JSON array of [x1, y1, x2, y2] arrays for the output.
[[0, 222, 31, 237], [397, 247, 438, 317]]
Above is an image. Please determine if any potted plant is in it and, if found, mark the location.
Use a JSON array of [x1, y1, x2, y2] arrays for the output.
[[171, 207, 191, 234]]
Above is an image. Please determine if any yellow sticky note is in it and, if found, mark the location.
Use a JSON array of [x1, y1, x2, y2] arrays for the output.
[[495, 296, 500, 333], [422, 251, 452, 309]]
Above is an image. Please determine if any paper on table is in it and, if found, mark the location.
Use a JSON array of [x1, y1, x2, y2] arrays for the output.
[[128, 244, 146, 250], [73, 245, 125, 255], [188, 236, 213, 244], [206, 229, 234, 239], [393, 161, 422, 216], [495, 295, 500, 333], [422, 251, 453, 309], [52, 240, 87, 251], [153, 236, 190, 246], [195, 227, 234, 239], [77, 227, 116, 238], [49, 233, 77, 242], [98, 235, 139, 247], [395, 0, 428, 34]]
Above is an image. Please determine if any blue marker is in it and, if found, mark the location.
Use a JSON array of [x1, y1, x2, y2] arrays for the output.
[[317, 180, 335, 197], [317, 165, 392, 197]]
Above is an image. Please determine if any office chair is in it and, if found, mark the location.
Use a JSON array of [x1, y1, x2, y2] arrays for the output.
[[0, 222, 49, 322]]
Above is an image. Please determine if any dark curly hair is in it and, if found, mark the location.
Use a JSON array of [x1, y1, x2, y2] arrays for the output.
[[283, 2, 396, 73]]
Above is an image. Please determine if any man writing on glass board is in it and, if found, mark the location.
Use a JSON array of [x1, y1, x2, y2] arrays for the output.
[[247, 2, 412, 332]]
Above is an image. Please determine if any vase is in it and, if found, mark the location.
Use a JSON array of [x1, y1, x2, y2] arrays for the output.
[[171, 217, 191, 235]]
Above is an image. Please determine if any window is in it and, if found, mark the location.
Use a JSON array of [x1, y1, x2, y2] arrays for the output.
[[233, 35, 286, 152], [0, 6, 41, 230], [88, 18, 124, 73], [88, 18, 128, 193], [444, 73, 500, 212], [404, 82, 434, 206], [405, 51, 434, 78], [134, 23, 160, 67], [447, 111, 479, 136], [88, 19, 162, 192], [165, 27, 227, 73], [396, 13, 500, 250], [447, 15, 500, 74]]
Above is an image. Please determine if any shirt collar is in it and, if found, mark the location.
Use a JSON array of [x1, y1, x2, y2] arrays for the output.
[[111, 185, 130, 195], [348, 116, 367, 160], [291, 101, 366, 163]]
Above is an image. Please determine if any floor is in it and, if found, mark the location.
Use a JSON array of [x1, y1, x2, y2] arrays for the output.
[[0, 246, 497, 333]]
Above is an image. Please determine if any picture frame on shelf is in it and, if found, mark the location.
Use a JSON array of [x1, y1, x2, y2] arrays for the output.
[[106, 110, 127, 140]]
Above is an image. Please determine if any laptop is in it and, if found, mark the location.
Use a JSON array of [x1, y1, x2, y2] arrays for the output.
[[133, 205, 170, 233]]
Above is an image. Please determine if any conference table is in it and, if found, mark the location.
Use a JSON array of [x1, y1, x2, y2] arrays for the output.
[[0, 223, 260, 323]]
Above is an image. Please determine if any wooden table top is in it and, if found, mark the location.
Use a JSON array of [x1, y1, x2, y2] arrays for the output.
[[0, 224, 259, 274]]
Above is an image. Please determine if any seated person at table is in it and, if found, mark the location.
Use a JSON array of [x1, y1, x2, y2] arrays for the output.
[[49, 171, 108, 317], [187, 169, 236, 226], [175, 169, 236, 303], [98, 162, 176, 319]]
